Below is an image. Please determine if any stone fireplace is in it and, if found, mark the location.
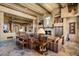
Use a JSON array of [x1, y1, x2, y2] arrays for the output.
[[45, 30, 51, 35], [44, 28, 54, 36]]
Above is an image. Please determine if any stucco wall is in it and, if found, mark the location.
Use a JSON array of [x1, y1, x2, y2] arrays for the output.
[[61, 5, 78, 42], [76, 17, 79, 43], [65, 17, 77, 41]]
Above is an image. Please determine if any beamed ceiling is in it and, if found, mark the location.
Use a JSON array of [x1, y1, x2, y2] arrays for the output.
[[0, 3, 67, 24]]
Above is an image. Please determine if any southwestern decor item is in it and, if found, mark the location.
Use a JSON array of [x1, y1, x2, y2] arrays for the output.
[[69, 22, 75, 34], [67, 3, 78, 14]]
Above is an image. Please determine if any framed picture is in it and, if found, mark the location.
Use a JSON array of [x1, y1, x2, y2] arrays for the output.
[[69, 22, 75, 34]]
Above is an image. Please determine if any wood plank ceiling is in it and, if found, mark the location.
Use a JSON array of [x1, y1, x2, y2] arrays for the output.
[[0, 3, 67, 24]]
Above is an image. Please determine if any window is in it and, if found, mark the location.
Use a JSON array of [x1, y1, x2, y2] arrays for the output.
[[44, 16, 51, 27], [3, 23, 9, 33], [13, 24, 19, 33], [46, 16, 50, 26]]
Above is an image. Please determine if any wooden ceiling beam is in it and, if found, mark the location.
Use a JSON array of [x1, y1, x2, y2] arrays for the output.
[[0, 5, 36, 20], [17, 3, 42, 15], [4, 13, 32, 23], [19, 3, 47, 15], [0, 3, 39, 17], [36, 3, 51, 14], [11, 19, 32, 24], [38, 3, 59, 13], [4, 13, 33, 22]]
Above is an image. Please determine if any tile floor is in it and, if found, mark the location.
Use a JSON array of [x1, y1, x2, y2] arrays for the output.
[[0, 39, 79, 56]]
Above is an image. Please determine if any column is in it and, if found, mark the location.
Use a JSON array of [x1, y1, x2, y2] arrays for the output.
[[76, 17, 79, 43], [9, 21, 12, 32], [26, 25, 29, 32], [33, 20, 36, 33], [63, 17, 68, 41], [36, 16, 39, 33], [12, 22, 14, 32], [51, 12, 55, 36], [0, 11, 4, 39], [51, 12, 55, 25]]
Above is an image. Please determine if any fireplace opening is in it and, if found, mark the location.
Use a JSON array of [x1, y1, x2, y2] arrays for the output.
[[45, 31, 51, 35]]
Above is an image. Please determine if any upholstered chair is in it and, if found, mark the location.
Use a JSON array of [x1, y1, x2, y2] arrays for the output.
[[48, 40, 54, 51], [16, 32, 29, 49], [54, 37, 62, 53], [28, 33, 38, 49]]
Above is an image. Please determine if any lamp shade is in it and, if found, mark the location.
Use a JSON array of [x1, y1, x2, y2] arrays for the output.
[[37, 28, 45, 34]]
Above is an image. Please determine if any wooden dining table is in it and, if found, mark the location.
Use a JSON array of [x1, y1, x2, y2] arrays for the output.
[[34, 35, 56, 55], [47, 36, 56, 42]]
